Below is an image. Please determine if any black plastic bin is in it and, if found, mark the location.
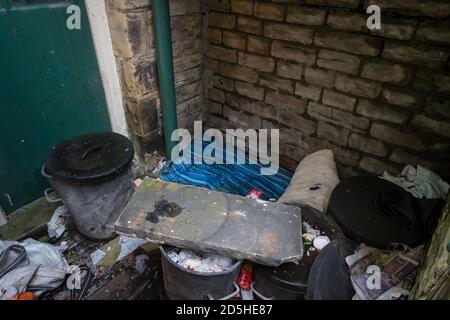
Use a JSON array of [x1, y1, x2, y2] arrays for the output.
[[43, 132, 134, 240], [252, 205, 346, 300], [160, 245, 242, 300]]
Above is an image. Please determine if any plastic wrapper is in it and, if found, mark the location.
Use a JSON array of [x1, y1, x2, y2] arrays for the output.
[[0, 239, 69, 299], [168, 249, 234, 273]]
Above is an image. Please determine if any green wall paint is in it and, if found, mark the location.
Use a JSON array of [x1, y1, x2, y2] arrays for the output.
[[0, 0, 111, 213]]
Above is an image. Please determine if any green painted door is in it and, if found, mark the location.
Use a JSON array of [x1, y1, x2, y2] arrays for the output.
[[0, 0, 112, 214]]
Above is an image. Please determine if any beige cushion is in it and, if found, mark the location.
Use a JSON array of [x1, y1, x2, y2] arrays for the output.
[[278, 150, 340, 213]]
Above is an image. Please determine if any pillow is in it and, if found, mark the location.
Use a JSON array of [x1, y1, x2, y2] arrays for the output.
[[278, 150, 340, 213]]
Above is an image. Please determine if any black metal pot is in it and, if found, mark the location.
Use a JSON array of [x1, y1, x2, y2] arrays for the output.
[[160, 245, 241, 300], [43, 132, 134, 240]]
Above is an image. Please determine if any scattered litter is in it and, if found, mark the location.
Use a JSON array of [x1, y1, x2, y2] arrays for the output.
[[90, 235, 148, 267], [134, 178, 143, 188], [237, 262, 254, 300], [135, 254, 149, 274], [55, 241, 69, 253], [313, 236, 331, 250], [345, 244, 424, 300], [0, 265, 38, 300], [168, 249, 234, 273], [118, 236, 148, 261], [381, 165, 449, 200], [246, 189, 263, 200], [47, 205, 71, 239], [302, 222, 321, 242], [9, 292, 36, 300], [90, 249, 107, 266], [0, 239, 69, 300], [152, 159, 167, 175]]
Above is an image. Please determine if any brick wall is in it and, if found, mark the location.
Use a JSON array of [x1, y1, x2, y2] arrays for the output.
[[105, 0, 206, 157], [203, 0, 450, 178]]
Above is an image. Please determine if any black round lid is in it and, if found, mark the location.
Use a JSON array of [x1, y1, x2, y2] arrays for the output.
[[328, 176, 421, 248], [44, 132, 134, 183]]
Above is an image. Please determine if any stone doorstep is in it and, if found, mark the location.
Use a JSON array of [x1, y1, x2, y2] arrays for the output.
[[0, 196, 59, 241]]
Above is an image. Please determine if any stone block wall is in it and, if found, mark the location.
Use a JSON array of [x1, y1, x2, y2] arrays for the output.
[[203, 0, 450, 178], [105, 0, 206, 157]]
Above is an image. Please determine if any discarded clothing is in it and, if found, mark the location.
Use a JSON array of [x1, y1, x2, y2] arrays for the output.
[[381, 165, 449, 200], [160, 140, 292, 201], [346, 244, 424, 300]]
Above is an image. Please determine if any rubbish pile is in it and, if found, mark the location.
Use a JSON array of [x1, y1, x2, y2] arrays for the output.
[[2, 140, 448, 301], [90, 235, 149, 267], [0, 239, 69, 300], [167, 249, 234, 273], [346, 244, 424, 300], [302, 221, 331, 252]]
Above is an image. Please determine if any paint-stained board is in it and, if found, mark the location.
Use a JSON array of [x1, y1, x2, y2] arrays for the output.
[[115, 178, 303, 267]]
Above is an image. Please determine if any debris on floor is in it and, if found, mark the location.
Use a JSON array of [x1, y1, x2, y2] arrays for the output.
[[302, 221, 332, 254], [2, 143, 447, 301], [313, 236, 331, 251], [303, 221, 321, 242], [345, 244, 424, 300], [0, 239, 69, 300], [50, 229, 162, 300], [237, 262, 254, 300], [90, 235, 150, 267], [47, 205, 71, 240], [152, 159, 167, 176]]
